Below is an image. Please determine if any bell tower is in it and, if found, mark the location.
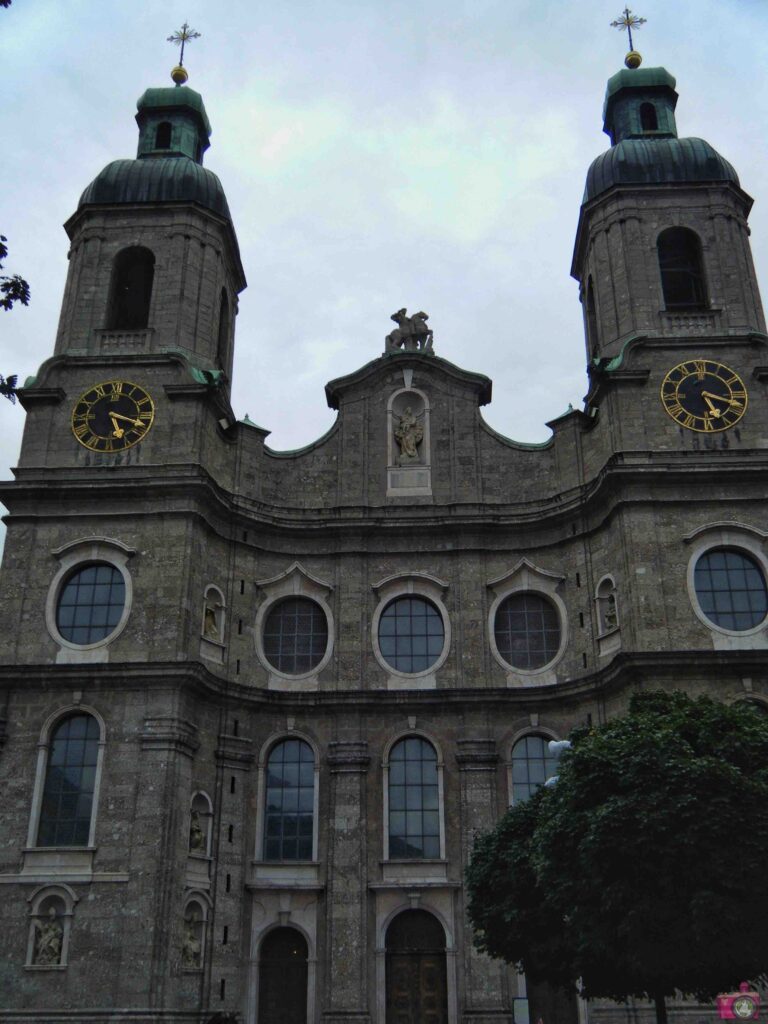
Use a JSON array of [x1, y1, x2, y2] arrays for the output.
[[572, 62, 766, 367], [53, 70, 245, 385]]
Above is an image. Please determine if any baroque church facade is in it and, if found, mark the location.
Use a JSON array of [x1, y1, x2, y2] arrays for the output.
[[1, 51, 767, 1024]]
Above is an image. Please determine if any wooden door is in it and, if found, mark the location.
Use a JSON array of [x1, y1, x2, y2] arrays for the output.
[[258, 927, 308, 1024], [386, 910, 448, 1024]]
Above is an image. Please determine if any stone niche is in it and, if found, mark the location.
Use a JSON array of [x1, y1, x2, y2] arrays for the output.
[[387, 385, 431, 496]]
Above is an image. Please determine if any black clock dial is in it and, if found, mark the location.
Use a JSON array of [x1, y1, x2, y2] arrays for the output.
[[72, 380, 154, 452], [660, 359, 747, 432]]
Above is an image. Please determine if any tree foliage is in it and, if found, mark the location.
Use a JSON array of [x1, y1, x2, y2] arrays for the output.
[[0, 235, 30, 312], [466, 691, 768, 1020]]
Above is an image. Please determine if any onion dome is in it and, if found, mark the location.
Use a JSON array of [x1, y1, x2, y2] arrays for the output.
[[583, 66, 740, 204], [77, 84, 232, 223]]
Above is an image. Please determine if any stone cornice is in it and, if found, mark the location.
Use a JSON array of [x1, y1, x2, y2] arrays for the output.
[[1, 452, 766, 544], [0, 651, 765, 712]]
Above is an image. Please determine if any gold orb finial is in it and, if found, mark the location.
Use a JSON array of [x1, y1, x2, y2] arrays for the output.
[[167, 22, 201, 86], [611, 8, 647, 66]]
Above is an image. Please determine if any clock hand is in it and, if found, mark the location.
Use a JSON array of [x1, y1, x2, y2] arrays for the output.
[[700, 390, 737, 406], [109, 412, 144, 426], [108, 415, 125, 439], [702, 395, 722, 417]]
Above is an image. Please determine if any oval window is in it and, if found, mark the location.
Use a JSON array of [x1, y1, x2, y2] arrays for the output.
[[494, 592, 561, 670], [378, 596, 445, 674], [694, 548, 768, 631], [56, 562, 126, 645], [263, 597, 328, 674]]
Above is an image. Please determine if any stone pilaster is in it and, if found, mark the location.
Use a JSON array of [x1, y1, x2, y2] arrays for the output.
[[456, 738, 513, 1024], [322, 740, 372, 1024]]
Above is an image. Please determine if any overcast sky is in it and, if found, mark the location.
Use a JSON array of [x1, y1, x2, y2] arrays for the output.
[[2, 0, 768, 530]]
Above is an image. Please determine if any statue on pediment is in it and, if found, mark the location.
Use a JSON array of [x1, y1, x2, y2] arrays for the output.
[[385, 309, 434, 353]]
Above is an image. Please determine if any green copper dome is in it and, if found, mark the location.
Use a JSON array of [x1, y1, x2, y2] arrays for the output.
[[584, 137, 739, 203], [78, 157, 231, 220], [583, 65, 740, 204], [77, 81, 232, 222]]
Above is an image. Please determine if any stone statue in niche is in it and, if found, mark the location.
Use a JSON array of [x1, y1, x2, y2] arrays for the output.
[[203, 594, 221, 640], [385, 308, 434, 353], [182, 912, 202, 968], [33, 907, 64, 966], [189, 810, 206, 854], [604, 592, 618, 631], [395, 406, 424, 462]]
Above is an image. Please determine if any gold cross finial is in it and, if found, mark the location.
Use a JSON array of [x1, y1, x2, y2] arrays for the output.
[[167, 22, 201, 67], [610, 7, 646, 53]]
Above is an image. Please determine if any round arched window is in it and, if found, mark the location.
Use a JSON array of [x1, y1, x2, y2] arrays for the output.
[[494, 592, 561, 670], [263, 597, 328, 674], [56, 563, 126, 645], [694, 548, 768, 631], [378, 596, 445, 674]]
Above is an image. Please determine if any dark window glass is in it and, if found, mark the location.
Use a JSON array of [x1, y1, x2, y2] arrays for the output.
[[107, 246, 155, 330], [56, 562, 125, 645], [217, 289, 230, 369], [388, 737, 440, 859], [511, 734, 561, 803], [584, 277, 599, 356], [155, 121, 172, 149], [386, 908, 445, 951], [37, 713, 100, 847], [640, 102, 658, 131], [263, 739, 314, 861], [494, 593, 560, 670], [378, 597, 444, 674], [263, 597, 327, 674], [694, 548, 768, 631], [658, 227, 707, 310]]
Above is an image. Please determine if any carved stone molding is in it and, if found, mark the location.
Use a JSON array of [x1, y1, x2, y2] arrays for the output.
[[321, 1014, 372, 1024], [215, 733, 255, 769], [327, 740, 370, 773], [455, 738, 498, 770], [140, 717, 199, 757]]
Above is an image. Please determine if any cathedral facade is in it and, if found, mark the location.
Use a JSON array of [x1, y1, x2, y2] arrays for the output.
[[0, 55, 767, 1024]]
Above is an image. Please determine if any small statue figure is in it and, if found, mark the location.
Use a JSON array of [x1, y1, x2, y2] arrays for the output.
[[385, 308, 434, 353], [189, 810, 206, 854], [395, 406, 424, 462], [33, 907, 64, 966], [203, 601, 220, 640], [604, 592, 618, 631], [182, 914, 202, 968]]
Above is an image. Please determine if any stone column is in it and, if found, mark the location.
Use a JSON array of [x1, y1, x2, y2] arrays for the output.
[[456, 738, 513, 1024], [322, 740, 372, 1024]]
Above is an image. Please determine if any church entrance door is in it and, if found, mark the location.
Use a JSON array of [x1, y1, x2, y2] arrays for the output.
[[385, 909, 448, 1024], [257, 927, 308, 1024]]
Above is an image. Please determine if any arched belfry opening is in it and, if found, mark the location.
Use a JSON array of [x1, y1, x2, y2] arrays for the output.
[[657, 227, 707, 310], [106, 246, 155, 330], [258, 927, 308, 1024], [155, 121, 172, 149], [640, 101, 658, 131], [386, 909, 448, 1024]]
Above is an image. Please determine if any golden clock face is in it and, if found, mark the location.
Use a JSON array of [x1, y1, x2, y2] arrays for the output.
[[72, 380, 155, 452], [660, 359, 747, 432], [733, 996, 758, 1020]]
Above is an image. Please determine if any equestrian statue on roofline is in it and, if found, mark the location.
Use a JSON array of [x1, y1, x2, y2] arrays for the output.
[[384, 308, 434, 354]]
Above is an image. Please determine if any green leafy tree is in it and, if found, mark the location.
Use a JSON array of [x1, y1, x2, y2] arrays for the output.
[[0, 234, 28, 403], [1, 235, 30, 313], [466, 691, 768, 1024]]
